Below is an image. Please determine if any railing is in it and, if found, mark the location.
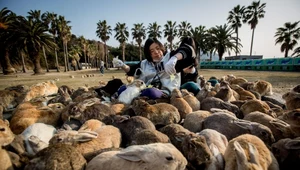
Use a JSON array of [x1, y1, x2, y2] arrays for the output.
[[199, 57, 300, 71]]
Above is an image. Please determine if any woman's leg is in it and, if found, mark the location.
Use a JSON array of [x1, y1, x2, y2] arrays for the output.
[[140, 87, 164, 99], [180, 81, 200, 96]]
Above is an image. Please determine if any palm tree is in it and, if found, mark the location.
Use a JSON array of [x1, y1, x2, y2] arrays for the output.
[[244, 0, 266, 57], [27, 10, 51, 72], [205, 32, 217, 61], [132, 23, 146, 61], [0, 7, 16, 74], [16, 16, 57, 74], [87, 42, 98, 68], [57, 15, 71, 72], [178, 21, 192, 40], [19, 50, 27, 73], [68, 45, 81, 70], [42, 11, 60, 72], [227, 5, 245, 57], [147, 22, 162, 39], [114, 22, 129, 61], [27, 10, 42, 22], [292, 46, 300, 57], [79, 36, 88, 69], [164, 21, 177, 51], [96, 41, 105, 66], [210, 24, 240, 61], [275, 21, 300, 58], [96, 20, 112, 69], [191, 25, 207, 58]]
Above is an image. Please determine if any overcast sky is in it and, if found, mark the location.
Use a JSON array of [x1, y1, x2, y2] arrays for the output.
[[2, 0, 300, 58]]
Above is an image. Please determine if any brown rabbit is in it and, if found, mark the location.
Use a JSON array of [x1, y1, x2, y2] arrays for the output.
[[170, 88, 193, 120], [48, 88, 72, 106], [214, 81, 236, 102], [231, 84, 256, 100], [248, 80, 273, 96], [132, 98, 181, 126], [241, 99, 277, 118], [282, 91, 300, 110], [10, 103, 65, 134], [292, 85, 300, 93], [0, 119, 16, 170], [181, 89, 200, 112], [227, 75, 248, 86]]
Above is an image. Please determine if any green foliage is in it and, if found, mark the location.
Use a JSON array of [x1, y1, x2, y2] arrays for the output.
[[209, 24, 239, 60], [109, 43, 141, 61], [147, 22, 162, 39], [275, 21, 300, 57]]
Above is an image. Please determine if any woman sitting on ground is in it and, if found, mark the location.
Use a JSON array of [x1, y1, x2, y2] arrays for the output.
[[113, 37, 198, 99]]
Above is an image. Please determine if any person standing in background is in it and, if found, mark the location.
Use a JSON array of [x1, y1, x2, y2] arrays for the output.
[[100, 59, 104, 75]]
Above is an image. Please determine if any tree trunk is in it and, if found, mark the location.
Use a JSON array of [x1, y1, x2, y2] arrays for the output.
[[122, 43, 126, 62], [20, 52, 27, 73], [284, 48, 288, 58], [236, 28, 239, 57], [84, 48, 87, 69], [76, 59, 82, 70], [2, 49, 15, 75], [139, 43, 142, 61], [42, 46, 49, 72], [66, 42, 70, 71], [198, 49, 202, 69], [218, 53, 223, 61], [87, 55, 90, 69], [32, 53, 43, 75], [104, 42, 108, 70], [55, 48, 60, 72], [249, 28, 255, 57], [63, 43, 67, 72]]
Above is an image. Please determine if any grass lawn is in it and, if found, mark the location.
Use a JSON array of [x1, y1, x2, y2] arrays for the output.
[[0, 68, 299, 95]]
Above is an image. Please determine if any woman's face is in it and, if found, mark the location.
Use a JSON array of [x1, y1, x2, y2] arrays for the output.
[[149, 43, 163, 62]]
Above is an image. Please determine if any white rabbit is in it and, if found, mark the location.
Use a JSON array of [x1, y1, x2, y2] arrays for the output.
[[118, 80, 146, 105]]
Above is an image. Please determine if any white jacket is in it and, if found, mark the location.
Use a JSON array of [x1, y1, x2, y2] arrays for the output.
[[132, 52, 181, 95]]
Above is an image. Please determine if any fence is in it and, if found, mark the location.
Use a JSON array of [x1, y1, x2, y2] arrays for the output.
[[200, 57, 300, 72], [118, 58, 300, 72]]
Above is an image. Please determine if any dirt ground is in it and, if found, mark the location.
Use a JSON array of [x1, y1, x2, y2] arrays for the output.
[[0, 68, 299, 95]]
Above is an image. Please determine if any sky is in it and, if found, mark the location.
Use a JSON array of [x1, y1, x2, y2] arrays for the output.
[[1, 0, 300, 58]]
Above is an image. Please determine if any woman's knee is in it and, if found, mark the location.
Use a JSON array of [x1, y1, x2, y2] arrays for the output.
[[180, 81, 200, 96], [140, 87, 164, 99]]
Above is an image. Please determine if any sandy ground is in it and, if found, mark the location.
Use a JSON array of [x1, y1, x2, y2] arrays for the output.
[[0, 68, 299, 95]]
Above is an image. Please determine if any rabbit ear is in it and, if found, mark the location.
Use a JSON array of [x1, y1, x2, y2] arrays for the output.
[[62, 124, 73, 130], [117, 151, 142, 162], [116, 145, 149, 162], [209, 143, 224, 165], [269, 119, 290, 132], [248, 143, 259, 164], [174, 132, 186, 142], [284, 139, 300, 150], [63, 88, 69, 95], [3, 119, 10, 127], [233, 119, 253, 130], [233, 141, 247, 163], [81, 98, 100, 107], [74, 130, 98, 142], [58, 87, 64, 94], [116, 115, 130, 123]]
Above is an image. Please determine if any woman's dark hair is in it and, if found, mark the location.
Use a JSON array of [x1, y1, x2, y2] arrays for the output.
[[174, 37, 199, 72], [144, 38, 165, 62], [180, 37, 196, 51]]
